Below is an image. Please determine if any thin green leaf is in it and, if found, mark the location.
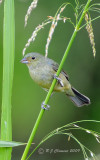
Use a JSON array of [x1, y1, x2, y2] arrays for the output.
[[0, 141, 26, 147]]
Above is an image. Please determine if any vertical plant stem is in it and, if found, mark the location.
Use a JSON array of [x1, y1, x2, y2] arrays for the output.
[[0, 0, 15, 160], [21, 0, 92, 159]]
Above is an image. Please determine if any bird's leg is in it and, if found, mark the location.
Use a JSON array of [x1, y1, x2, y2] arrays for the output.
[[41, 101, 50, 110], [53, 74, 64, 87]]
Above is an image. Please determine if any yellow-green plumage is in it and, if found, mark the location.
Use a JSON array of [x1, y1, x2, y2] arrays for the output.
[[21, 52, 90, 107]]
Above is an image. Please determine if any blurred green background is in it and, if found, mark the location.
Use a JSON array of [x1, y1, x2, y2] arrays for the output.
[[0, 0, 100, 159]]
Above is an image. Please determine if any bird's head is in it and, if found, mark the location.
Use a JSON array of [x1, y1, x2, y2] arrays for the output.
[[21, 52, 43, 67]]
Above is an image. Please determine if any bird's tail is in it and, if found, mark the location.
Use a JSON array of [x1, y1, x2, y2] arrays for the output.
[[67, 88, 90, 107]]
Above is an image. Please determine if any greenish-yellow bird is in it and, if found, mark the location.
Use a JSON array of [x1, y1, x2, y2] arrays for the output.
[[21, 52, 90, 107]]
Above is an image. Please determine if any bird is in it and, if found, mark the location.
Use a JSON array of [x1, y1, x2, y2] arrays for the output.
[[21, 52, 90, 108]]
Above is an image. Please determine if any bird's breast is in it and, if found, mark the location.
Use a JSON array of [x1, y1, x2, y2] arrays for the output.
[[29, 65, 53, 89], [28, 63, 73, 94]]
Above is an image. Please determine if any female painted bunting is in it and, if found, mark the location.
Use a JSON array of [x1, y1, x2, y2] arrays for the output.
[[21, 52, 90, 107]]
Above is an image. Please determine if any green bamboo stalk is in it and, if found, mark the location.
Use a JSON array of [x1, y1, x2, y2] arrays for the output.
[[21, 0, 92, 159], [0, 0, 15, 159]]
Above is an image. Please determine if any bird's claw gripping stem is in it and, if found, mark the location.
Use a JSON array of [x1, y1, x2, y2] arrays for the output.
[[54, 74, 64, 87], [41, 101, 50, 110]]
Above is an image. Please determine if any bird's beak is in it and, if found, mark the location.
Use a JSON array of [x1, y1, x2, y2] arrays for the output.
[[20, 57, 30, 64]]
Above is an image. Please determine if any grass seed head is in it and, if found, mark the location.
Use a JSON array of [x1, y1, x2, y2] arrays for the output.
[[85, 13, 96, 58], [25, 0, 38, 27]]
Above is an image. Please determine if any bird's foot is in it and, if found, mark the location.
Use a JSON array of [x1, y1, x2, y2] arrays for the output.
[[41, 101, 50, 110], [53, 74, 64, 87]]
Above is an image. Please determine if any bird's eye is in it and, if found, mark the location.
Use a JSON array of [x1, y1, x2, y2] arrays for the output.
[[32, 57, 35, 60]]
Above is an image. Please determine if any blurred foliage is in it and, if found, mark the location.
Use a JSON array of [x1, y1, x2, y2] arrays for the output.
[[0, 0, 100, 159]]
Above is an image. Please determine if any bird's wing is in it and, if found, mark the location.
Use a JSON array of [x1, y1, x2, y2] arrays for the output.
[[52, 63, 69, 81]]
